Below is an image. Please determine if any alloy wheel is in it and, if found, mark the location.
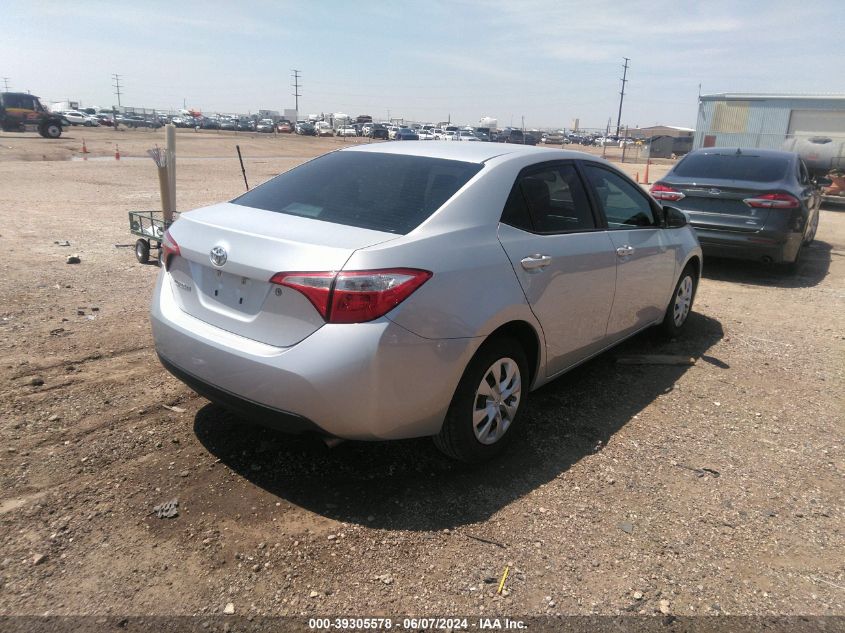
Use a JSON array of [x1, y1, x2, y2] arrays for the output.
[[473, 357, 521, 445], [673, 275, 694, 327]]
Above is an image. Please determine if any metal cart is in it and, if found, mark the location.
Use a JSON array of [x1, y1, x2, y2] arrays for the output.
[[128, 210, 179, 264]]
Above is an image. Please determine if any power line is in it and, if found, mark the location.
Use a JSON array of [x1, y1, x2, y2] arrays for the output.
[[2, 77, 9, 91], [112, 73, 123, 108], [291, 69, 301, 117], [615, 57, 630, 137]]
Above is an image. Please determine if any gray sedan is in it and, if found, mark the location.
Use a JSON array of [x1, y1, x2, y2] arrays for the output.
[[151, 144, 702, 462], [651, 148, 822, 270]]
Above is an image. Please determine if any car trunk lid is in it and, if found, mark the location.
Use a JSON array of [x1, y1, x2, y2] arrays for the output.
[[666, 179, 774, 233], [165, 202, 398, 347]]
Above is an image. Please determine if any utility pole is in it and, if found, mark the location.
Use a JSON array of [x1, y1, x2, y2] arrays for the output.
[[2, 77, 9, 91], [615, 57, 629, 138], [112, 73, 123, 108], [291, 69, 301, 119]]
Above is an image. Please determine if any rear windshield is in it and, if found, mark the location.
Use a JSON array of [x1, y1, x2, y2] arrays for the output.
[[673, 153, 789, 182], [232, 151, 483, 234]]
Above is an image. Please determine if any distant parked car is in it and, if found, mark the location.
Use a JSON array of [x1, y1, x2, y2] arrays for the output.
[[256, 119, 275, 133], [369, 124, 389, 140], [238, 119, 256, 131], [202, 118, 220, 130], [417, 129, 435, 140], [497, 128, 524, 144], [337, 126, 358, 137], [541, 133, 565, 145], [455, 130, 479, 142], [61, 111, 94, 126], [220, 118, 236, 131], [296, 122, 316, 135], [395, 128, 419, 140], [124, 115, 161, 129], [315, 122, 334, 137], [651, 148, 823, 271], [441, 130, 457, 141], [276, 121, 292, 133]]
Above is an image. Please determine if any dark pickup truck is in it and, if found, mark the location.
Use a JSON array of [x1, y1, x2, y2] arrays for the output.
[[0, 92, 64, 138]]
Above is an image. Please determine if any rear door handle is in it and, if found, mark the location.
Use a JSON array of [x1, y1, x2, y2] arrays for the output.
[[520, 254, 552, 271], [616, 245, 635, 257]]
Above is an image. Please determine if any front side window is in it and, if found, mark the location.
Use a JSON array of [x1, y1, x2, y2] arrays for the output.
[[582, 164, 657, 229], [798, 160, 810, 185]]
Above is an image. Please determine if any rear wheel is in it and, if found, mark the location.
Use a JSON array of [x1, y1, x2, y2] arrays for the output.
[[434, 337, 528, 463], [135, 239, 150, 264], [660, 265, 697, 337]]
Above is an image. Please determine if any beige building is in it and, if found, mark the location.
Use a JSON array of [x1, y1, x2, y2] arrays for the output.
[[627, 125, 694, 139]]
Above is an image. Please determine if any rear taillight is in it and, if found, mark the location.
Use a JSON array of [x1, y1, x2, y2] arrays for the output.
[[650, 182, 685, 202], [742, 193, 800, 209], [270, 268, 432, 324], [161, 230, 180, 269]]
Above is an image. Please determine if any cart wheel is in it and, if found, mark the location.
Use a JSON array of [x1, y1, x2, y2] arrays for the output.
[[135, 238, 150, 264]]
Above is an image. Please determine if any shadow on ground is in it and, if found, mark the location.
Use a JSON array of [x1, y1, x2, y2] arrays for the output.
[[194, 312, 724, 532], [702, 240, 832, 289]]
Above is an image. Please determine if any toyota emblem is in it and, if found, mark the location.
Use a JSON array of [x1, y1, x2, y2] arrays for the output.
[[210, 245, 228, 267]]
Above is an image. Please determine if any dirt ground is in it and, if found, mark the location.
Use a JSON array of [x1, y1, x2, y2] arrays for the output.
[[0, 127, 842, 619]]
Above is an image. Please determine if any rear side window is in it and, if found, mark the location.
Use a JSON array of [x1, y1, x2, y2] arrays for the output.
[[233, 151, 482, 234], [673, 153, 789, 182]]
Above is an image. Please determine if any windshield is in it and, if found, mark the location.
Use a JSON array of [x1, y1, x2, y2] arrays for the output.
[[232, 151, 483, 234], [673, 153, 790, 182]]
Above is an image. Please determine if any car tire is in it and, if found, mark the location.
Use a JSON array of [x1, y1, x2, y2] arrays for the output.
[[804, 212, 819, 245], [135, 239, 150, 264], [41, 122, 62, 139], [660, 265, 697, 338], [434, 337, 528, 463]]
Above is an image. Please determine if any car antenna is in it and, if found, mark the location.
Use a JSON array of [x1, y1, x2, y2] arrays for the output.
[[236, 144, 249, 191]]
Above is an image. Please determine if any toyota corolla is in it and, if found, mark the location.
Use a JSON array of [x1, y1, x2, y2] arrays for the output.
[[151, 143, 702, 462]]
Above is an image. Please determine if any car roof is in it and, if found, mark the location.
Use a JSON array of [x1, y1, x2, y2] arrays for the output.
[[344, 141, 594, 164]]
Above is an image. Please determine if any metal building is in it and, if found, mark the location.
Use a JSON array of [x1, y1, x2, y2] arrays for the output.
[[694, 93, 845, 150]]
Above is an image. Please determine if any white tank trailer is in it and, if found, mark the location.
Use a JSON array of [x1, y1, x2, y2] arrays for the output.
[[782, 136, 845, 176], [478, 116, 498, 131]]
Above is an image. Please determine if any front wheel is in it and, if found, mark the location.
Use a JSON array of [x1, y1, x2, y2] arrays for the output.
[[40, 122, 62, 138], [804, 211, 819, 245], [434, 337, 528, 463], [660, 265, 697, 337]]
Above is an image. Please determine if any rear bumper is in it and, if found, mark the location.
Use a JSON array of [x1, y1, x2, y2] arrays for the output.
[[158, 353, 322, 434], [693, 227, 802, 264], [150, 271, 478, 440]]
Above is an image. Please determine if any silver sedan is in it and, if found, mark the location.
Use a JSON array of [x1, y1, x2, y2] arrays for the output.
[[151, 143, 702, 462]]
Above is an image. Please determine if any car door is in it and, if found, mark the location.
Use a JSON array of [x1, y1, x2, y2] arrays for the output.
[[497, 161, 617, 377], [580, 162, 677, 341]]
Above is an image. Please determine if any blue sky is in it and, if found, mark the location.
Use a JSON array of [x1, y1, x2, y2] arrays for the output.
[[2, 1, 841, 129]]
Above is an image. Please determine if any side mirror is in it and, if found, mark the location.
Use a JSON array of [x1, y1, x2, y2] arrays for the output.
[[815, 176, 832, 188], [663, 205, 688, 228]]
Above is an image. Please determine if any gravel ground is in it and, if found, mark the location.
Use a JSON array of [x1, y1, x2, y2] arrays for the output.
[[0, 128, 842, 619]]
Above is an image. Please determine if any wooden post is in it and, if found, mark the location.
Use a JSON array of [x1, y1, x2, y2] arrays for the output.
[[165, 124, 176, 223]]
